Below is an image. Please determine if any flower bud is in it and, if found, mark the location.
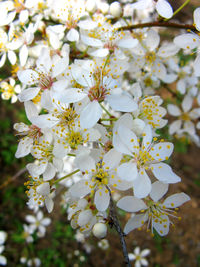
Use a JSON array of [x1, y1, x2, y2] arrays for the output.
[[99, 2, 109, 14], [86, 0, 97, 13], [132, 119, 146, 136], [92, 223, 107, 238], [109, 2, 122, 18]]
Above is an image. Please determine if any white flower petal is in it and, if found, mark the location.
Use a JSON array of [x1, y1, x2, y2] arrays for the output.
[[55, 88, 86, 103], [117, 196, 147, 212], [18, 69, 39, 85], [52, 57, 69, 78], [30, 114, 58, 128], [156, 0, 173, 19], [26, 215, 36, 224], [45, 197, 54, 213], [75, 153, 96, 172], [167, 104, 181, 116], [149, 142, 174, 161], [106, 94, 138, 112], [182, 94, 193, 113], [19, 44, 28, 66], [81, 35, 103, 47], [118, 124, 139, 154], [177, 79, 186, 94], [141, 249, 150, 257], [117, 38, 138, 49], [124, 213, 148, 234], [0, 231, 7, 245], [8, 50, 16, 65], [174, 33, 199, 49], [78, 210, 92, 226], [150, 181, 168, 201], [18, 87, 40, 102], [89, 48, 109, 58], [163, 192, 190, 208], [153, 214, 169, 236], [141, 258, 148, 266], [151, 163, 181, 183], [24, 101, 39, 120], [94, 188, 110, 211], [133, 170, 152, 198], [27, 162, 47, 177], [71, 66, 94, 87], [118, 162, 138, 182], [0, 53, 6, 68], [169, 120, 182, 135], [41, 218, 51, 226], [37, 182, 50, 195], [113, 131, 133, 155], [0, 255, 7, 265], [67, 28, 79, 42], [43, 163, 56, 181], [70, 180, 91, 198], [142, 124, 153, 150], [194, 53, 200, 76], [80, 101, 102, 128], [78, 20, 97, 30], [194, 8, 200, 31], [157, 43, 179, 58], [15, 137, 33, 158], [103, 148, 122, 170], [145, 30, 160, 51]]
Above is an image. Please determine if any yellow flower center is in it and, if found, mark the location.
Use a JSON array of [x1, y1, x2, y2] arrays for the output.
[[65, 130, 84, 149]]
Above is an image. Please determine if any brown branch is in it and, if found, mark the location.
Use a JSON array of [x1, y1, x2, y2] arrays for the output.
[[0, 168, 26, 189], [107, 187, 131, 267], [118, 21, 197, 32]]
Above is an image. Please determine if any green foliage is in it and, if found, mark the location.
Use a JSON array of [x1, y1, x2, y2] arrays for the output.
[[172, 253, 180, 265], [53, 221, 75, 240], [0, 117, 17, 165], [153, 231, 171, 253], [174, 139, 189, 154], [197, 254, 200, 266]]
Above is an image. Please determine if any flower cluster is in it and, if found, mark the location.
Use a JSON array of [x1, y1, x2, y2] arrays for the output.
[[0, 231, 7, 266], [1, 0, 196, 255]]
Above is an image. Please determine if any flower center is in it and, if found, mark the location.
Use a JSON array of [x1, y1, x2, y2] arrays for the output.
[[33, 142, 54, 161], [1, 82, 14, 98], [65, 130, 83, 149], [88, 85, 107, 101], [28, 125, 42, 140], [180, 112, 190, 121], [135, 255, 141, 261], [38, 73, 53, 90], [14, 0, 25, 13], [93, 168, 109, 186], [145, 51, 156, 65], [134, 150, 154, 169], [55, 107, 78, 129], [144, 76, 153, 87]]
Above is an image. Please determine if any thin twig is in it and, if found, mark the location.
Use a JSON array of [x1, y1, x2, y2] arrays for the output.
[[118, 21, 197, 32], [53, 169, 80, 184], [165, 0, 191, 21], [0, 168, 26, 189], [107, 187, 131, 267]]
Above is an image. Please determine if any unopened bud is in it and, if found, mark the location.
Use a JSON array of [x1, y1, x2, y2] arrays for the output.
[[86, 0, 97, 13], [110, 2, 122, 18], [92, 223, 107, 238], [99, 2, 109, 14]]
